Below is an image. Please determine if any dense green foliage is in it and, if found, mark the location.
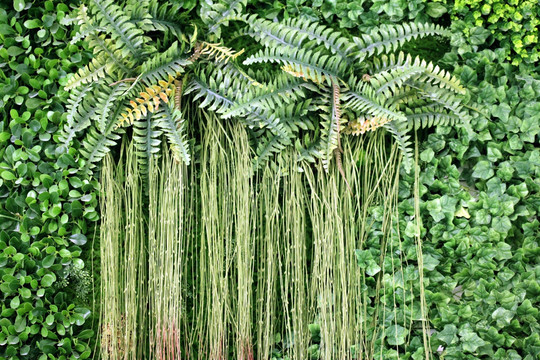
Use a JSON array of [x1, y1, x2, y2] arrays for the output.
[[1, 0, 539, 359], [451, 0, 539, 65], [0, 1, 96, 358], [415, 47, 540, 359], [65, 0, 469, 177], [238, 0, 540, 358]]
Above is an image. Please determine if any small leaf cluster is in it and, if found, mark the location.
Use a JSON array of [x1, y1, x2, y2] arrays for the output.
[[396, 45, 540, 357], [0, 1, 97, 358], [243, 0, 447, 29], [450, 0, 540, 65]]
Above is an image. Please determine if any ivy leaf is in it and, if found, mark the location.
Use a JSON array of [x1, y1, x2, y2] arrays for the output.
[[426, 198, 444, 222], [422, 254, 440, 271], [437, 324, 458, 345], [492, 307, 515, 326], [468, 26, 491, 45], [459, 328, 486, 353], [492, 103, 511, 122], [472, 160, 495, 180], [492, 216, 512, 234], [455, 206, 470, 218], [366, 261, 381, 276], [387, 324, 407, 346], [426, 2, 447, 18]]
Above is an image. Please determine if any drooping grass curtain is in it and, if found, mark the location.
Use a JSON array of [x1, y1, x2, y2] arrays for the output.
[[98, 111, 429, 359], [100, 144, 147, 360]]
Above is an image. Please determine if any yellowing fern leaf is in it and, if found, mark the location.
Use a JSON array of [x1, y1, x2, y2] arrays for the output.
[[119, 75, 174, 126], [199, 41, 245, 63], [345, 116, 391, 135], [281, 64, 326, 84]]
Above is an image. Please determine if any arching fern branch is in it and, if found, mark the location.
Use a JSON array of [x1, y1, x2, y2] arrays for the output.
[[253, 132, 287, 170], [95, 83, 129, 133], [65, 56, 112, 90], [318, 83, 342, 172], [60, 84, 96, 145], [342, 77, 407, 122], [155, 105, 191, 165], [383, 120, 413, 172], [353, 22, 451, 60], [222, 75, 315, 119], [404, 106, 461, 130], [244, 47, 347, 86], [202, 0, 247, 36], [133, 113, 162, 181], [240, 16, 355, 63]]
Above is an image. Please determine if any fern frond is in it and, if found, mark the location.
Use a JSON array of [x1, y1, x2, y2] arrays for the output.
[[244, 47, 347, 85], [136, 41, 190, 87], [253, 132, 286, 169], [80, 127, 123, 174], [243, 109, 293, 141], [60, 84, 97, 145], [281, 64, 328, 85], [242, 16, 355, 62], [344, 115, 392, 135], [71, 23, 106, 44], [369, 52, 466, 95], [342, 78, 406, 121], [276, 100, 316, 132], [133, 113, 162, 178], [89, 0, 149, 58], [296, 130, 323, 163], [142, 2, 185, 39], [383, 120, 413, 171], [221, 62, 265, 88], [385, 85, 422, 108], [416, 62, 466, 95], [410, 83, 469, 119], [199, 41, 245, 63], [370, 66, 425, 97], [318, 83, 342, 171], [95, 83, 129, 133], [405, 106, 461, 130], [185, 68, 242, 112], [65, 56, 111, 90], [222, 74, 314, 119], [88, 36, 134, 77], [203, 0, 247, 35], [119, 78, 173, 126], [155, 105, 191, 165], [353, 22, 450, 59]]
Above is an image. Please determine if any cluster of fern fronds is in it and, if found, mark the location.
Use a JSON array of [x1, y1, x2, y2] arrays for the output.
[[65, 0, 470, 176]]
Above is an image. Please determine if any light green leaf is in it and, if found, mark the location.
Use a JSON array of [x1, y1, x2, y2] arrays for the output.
[[13, 0, 25, 12], [472, 160, 494, 180], [387, 324, 407, 346], [459, 328, 486, 353], [426, 2, 447, 18]]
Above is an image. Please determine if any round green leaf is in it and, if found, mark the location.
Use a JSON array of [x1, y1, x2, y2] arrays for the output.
[[10, 296, 20, 309], [41, 273, 55, 287], [69, 233, 87, 245], [13, 0, 25, 12], [42, 254, 55, 268], [1, 171, 17, 181]]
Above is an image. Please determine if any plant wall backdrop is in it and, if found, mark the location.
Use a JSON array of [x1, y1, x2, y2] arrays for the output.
[[0, 0, 538, 359]]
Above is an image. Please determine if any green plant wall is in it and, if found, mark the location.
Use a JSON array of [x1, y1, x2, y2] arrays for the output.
[[0, 1, 96, 358], [1, 0, 539, 359]]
